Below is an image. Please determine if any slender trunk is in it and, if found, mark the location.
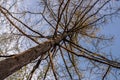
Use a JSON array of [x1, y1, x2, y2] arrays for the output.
[[0, 33, 69, 79]]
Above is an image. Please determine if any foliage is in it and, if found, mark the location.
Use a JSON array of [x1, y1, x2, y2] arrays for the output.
[[0, 0, 120, 80]]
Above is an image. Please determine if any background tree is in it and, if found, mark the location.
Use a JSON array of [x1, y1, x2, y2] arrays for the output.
[[0, 0, 120, 80]]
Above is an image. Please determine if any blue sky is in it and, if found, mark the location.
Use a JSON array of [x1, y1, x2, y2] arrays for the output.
[[1, 0, 120, 79], [13, 0, 120, 60], [101, 16, 120, 58]]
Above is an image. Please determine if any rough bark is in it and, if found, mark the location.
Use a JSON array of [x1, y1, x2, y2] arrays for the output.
[[0, 42, 50, 80], [0, 33, 68, 80]]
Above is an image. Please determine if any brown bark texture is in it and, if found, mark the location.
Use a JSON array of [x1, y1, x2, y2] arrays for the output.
[[0, 33, 67, 80], [0, 42, 50, 80]]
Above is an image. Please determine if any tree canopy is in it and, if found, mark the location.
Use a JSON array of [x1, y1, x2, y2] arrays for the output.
[[0, 0, 120, 80]]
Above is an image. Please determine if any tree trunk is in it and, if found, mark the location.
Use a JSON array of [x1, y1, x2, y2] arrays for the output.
[[0, 42, 50, 80], [0, 33, 68, 79]]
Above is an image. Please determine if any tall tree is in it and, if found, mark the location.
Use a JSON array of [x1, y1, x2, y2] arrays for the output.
[[0, 0, 120, 80]]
